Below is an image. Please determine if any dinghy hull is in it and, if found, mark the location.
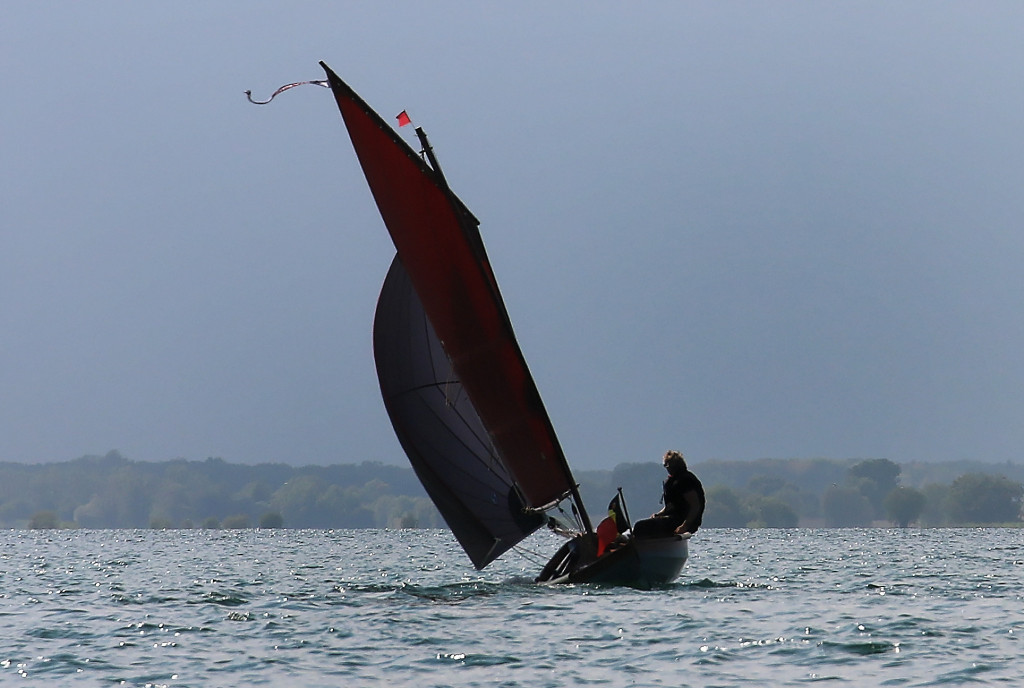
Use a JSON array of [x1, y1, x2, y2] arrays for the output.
[[538, 533, 690, 586]]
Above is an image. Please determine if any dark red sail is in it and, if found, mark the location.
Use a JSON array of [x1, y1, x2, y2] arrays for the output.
[[321, 62, 583, 519]]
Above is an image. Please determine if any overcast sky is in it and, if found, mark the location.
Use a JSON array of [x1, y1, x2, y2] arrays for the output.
[[3, 3, 1023, 469]]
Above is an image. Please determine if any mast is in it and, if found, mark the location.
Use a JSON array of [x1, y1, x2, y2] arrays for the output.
[[415, 127, 447, 188]]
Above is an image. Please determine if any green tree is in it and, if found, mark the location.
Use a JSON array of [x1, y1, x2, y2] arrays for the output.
[[0, 500, 33, 526], [271, 476, 386, 528], [238, 481, 273, 503], [29, 510, 59, 529], [919, 483, 951, 526], [746, 474, 818, 524], [271, 475, 333, 527], [848, 459, 901, 518], [822, 485, 872, 527], [746, 475, 789, 496], [73, 468, 154, 528], [883, 486, 926, 527], [750, 496, 799, 528], [222, 514, 250, 529], [610, 462, 665, 517], [259, 511, 284, 528], [948, 473, 1023, 524], [703, 486, 753, 527]]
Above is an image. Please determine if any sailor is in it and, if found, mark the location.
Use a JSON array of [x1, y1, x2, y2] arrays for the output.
[[632, 450, 705, 538]]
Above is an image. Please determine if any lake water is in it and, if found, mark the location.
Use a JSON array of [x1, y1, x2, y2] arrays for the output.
[[2, 528, 1022, 686]]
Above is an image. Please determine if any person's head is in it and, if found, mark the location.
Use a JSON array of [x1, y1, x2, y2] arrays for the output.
[[662, 450, 687, 475]]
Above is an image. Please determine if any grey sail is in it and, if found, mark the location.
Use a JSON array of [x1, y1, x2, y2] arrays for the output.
[[373, 256, 544, 569]]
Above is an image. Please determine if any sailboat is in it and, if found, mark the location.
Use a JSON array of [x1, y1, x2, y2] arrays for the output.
[[320, 62, 689, 585]]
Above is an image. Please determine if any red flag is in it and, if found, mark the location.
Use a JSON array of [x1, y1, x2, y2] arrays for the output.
[[596, 517, 618, 556], [396, 110, 411, 127], [596, 495, 629, 556]]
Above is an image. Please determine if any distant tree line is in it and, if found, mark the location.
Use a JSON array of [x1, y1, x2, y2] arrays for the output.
[[0, 451, 442, 530], [3, 451, 1023, 530], [577, 457, 1024, 529]]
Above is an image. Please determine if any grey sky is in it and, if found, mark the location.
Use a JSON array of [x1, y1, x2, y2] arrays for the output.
[[3, 3, 1023, 468]]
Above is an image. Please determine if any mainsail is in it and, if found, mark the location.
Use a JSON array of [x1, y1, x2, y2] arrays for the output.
[[321, 62, 591, 565]]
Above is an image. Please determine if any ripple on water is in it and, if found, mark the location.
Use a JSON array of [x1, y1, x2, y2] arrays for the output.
[[2, 528, 1024, 686]]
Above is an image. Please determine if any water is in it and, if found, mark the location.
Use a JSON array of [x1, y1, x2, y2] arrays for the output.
[[2, 528, 1023, 687]]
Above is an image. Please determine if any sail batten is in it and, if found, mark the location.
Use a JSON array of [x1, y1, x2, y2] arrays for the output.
[[322, 62, 585, 536]]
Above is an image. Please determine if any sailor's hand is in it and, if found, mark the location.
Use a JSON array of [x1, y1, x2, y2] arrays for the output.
[[674, 524, 690, 535]]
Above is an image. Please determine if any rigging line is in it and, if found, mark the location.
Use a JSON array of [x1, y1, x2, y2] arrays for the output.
[[245, 79, 329, 105], [569, 500, 586, 532], [552, 501, 585, 533], [512, 544, 549, 566]]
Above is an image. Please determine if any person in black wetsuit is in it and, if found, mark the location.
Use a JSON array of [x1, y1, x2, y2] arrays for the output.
[[632, 450, 705, 539]]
